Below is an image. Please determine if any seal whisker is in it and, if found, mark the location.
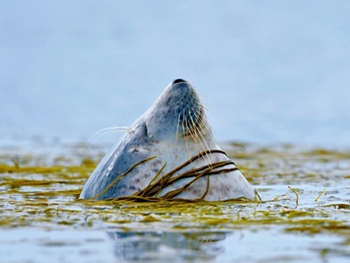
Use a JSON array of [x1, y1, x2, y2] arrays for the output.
[[188, 121, 207, 168], [90, 126, 129, 143], [190, 104, 206, 137], [192, 104, 209, 135], [175, 110, 182, 146], [193, 106, 211, 143], [183, 107, 203, 172], [188, 105, 214, 169], [181, 108, 194, 171], [175, 103, 182, 138], [187, 105, 212, 169]]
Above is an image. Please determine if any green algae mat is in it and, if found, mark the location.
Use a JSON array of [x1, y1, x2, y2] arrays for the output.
[[0, 142, 349, 262]]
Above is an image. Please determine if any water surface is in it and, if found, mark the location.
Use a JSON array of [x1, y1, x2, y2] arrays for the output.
[[1, 142, 349, 262]]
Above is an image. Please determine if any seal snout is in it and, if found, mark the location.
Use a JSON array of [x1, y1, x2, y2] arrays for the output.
[[172, 78, 187, 84], [170, 78, 192, 95], [171, 78, 191, 93]]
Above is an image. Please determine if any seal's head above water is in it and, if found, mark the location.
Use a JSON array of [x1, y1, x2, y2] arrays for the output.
[[80, 79, 255, 201], [140, 78, 206, 141]]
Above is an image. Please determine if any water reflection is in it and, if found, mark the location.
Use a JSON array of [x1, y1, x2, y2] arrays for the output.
[[107, 229, 228, 262]]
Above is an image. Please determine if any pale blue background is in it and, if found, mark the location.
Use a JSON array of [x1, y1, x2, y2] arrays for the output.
[[1, 1, 349, 147]]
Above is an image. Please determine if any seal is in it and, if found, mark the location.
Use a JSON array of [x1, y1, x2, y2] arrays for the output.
[[79, 79, 255, 201]]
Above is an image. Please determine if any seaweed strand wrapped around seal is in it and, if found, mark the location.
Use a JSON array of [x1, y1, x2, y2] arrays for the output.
[[80, 79, 256, 201]]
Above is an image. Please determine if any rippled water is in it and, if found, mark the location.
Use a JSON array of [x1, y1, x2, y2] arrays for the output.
[[0, 142, 349, 262]]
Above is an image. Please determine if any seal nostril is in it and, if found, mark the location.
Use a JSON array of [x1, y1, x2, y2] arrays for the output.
[[173, 79, 186, 84]]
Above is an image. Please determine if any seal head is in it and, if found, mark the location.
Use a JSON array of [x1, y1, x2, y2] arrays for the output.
[[80, 79, 255, 201]]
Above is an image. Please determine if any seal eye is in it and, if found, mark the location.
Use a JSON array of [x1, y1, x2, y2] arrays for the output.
[[173, 78, 186, 84], [141, 122, 148, 136]]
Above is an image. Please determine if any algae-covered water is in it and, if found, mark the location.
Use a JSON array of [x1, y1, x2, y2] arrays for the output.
[[0, 141, 349, 263]]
